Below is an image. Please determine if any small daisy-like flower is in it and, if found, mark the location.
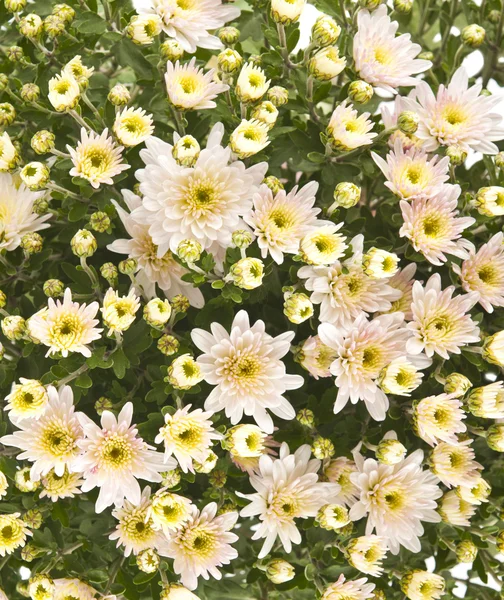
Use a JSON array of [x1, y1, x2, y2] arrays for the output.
[[299, 224, 347, 265], [321, 575, 375, 600], [165, 58, 228, 110], [347, 535, 388, 577], [377, 357, 423, 396], [5, 378, 49, 421], [456, 476, 491, 505], [53, 579, 96, 600], [0, 513, 31, 556], [401, 570, 445, 600], [467, 381, 504, 418], [453, 232, 504, 313], [1, 385, 82, 481], [67, 128, 130, 189], [162, 503, 239, 590], [372, 139, 450, 200], [15, 467, 39, 492], [101, 288, 140, 334], [127, 13, 162, 44], [28, 574, 54, 600], [406, 274, 480, 359], [324, 457, 360, 506], [113, 107, 154, 147], [0, 472, 7, 499], [438, 490, 476, 526], [155, 404, 222, 473], [20, 161, 50, 190], [251, 100, 278, 128], [473, 186, 504, 217], [399, 185, 475, 266], [244, 181, 323, 264], [191, 310, 304, 433], [230, 119, 270, 159], [236, 63, 270, 102], [39, 467, 83, 502], [430, 440, 482, 488], [148, 490, 192, 533], [225, 424, 277, 474], [0, 132, 18, 171], [402, 66, 504, 154], [317, 504, 350, 530], [166, 354, 204, 389], [48, 72, 80, 111], [27, 288, 102, 358], [327, 100, 377, 151], [299, 335, 338, 380], [63, 55, 94, 82], [309, 46, 347, 81], [412, 393, 466, 446], [363, 248, 399, 279], [381, 263, 417, 320]]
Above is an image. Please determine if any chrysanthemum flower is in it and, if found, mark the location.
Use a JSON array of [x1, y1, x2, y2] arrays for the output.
[[380, 263, 417, 320], [1, 385, 83, 480], [430, 440, 482, 488], [347, 535, 388, 577], [406, 274, 480, 359], [40, 467, 83, 502], [0, 513, 31, 556], [309, 46, 347, 81], [377, 357, 423, 396], [324, 457, 360, 506], [148, 490, 192, 533], [113, 107, 154, 147], [413, 393, 466, 446], [353, 5, 431, 93], [239, 443, 340, 558], [5, 378, 49, 421], [467, 381, 504, 418], [372, 139, 450, 200], [127, 13, 162, 44], [191, 310, 304, 433], [53, 579, 96, 600], [63, 55, 94, 82], [473, 185, 504, 217], [299, 335, 338, 380], [243, 181, 324, 264], [456, 476, 491, 505], [230, 119, 270, 159], [155, 404, 222, 473], [75, 402, 170, 513], [14, 467, 39, 492], [165, 58, 228, 110], [133, 0, 240, 53], [327, 101, 377, 151], [321, 574, 375, 600], [401, 570, 445, 600], [28, 574, 54, 600], [319, 313, 410, 421], [162, 502, 239, 590], [0, 132, 18, 171], [101, 288, 140, 335], [236, 62, 270, 102], [48, 72, 80, 111], [350, 446, 442, 554], [402, 66, 504, 153], [438, 490, 476, 526], [225, 424, 277, 474], [299, 223, 347, 265], [68, 128, 130, 189], [27, 288, 102, 358], [362, 247, 399, 279], [0, 472, 7, 499], [453, 232, 504, 313]]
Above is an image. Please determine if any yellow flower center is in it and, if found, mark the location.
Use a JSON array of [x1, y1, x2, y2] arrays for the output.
[[179, 524, 218, 558], [41, 422, 76, 458], [122, 509, 155, 544], [99, 433, 133, 469], [362, 345, 383, 371]]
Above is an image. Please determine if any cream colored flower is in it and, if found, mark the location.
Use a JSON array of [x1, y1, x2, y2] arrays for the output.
[[309, 46, 346, 81], [327, 101, 376, 151], [5, 378, 49, 421], [40, 467, 83, 502], [300, 224, 347, 265], [63, 55, 94, 82], [377, 357, 423, 396], [473, 186, 504, 217], [430, 440, 481, 488], [467, 381, 504, 418], [48, 72, 80, 111], [300, 335, 338, 380], [113, 107, 154, 147], [149, 490, 192, 533], [0, 132, 18, 171], [438, 490, 476, 526], [0, 513, 31, 556], [324, 457, 360, 506], [236, 62, 270, 102], [322, 575, 375, 600], [127, 13, 162, 44], [101, 288, 140, 334], [166, 354, 204, 389], [165, 58, 228, 110], [413, 393, 466, 446], [347, 535, 388, 576], [363, 248, 399, 279], [230, 119, 270, 159], [401, 570, 445, 600]]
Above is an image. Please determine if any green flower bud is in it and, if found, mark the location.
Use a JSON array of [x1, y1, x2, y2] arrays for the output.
[[43, 14, 65, 38], [397, 110, 420, 134], [144, 298, 172, 328], [376, 438, 407, 465], [161, 469, 181, 488], [231, 229, 253, 249], [71, 229, 97, 258], [462, 24, 486, 48], [312, 436, 335, 459], [444, 373, 472, 397], [263, 175, 284, 194], [209, 469, 227, 488], [418, 51, 435, 60], [267, 85, 289, 107], [94, 396, 113, 415], [33, 198, 49, 215], [7, 45, 24, 62], [284, 292, 313, 324], [176, 239, 203, 263], [19, 13, 43, 37], [218, 500, 238, 515], [100, 262, 118, 285], [23, 509, 43, 530], [20, 161, 50, 190], [248, 54, 263, 67], [171, 294, 190, 313], [495, 152, 504, 170], [20, 83, 40, 102], [394, 0, 413, 13], [0, 103, 16, 126], [0, 290, 6, 309], [348, 80, 374, 105], [118, 257, 138, 275], [265, 559, 295, 584], [172, 135, 200, 166], [21, 543, 44, 562], [52, 3, 75, 22], [0, 74, 8, 92], [4, 0, 26, 12], [15, 466, 38, 492], [296, 408, 315, 427], [446, 145, 467, 166], [89, 211, 111, 233], [2, 315, 26, 340], [312, 15, 341, 46], [160, 39, 184, 62], [20, 232, 43, 254], [218, 25, 240, 45], [43, 279, 64, 298], [496, 530, 504, 553], [31, 130, 55, 154], [217, 48, 243, 74], [359, 0, 382, 9], [331, 182, 361, 210], [372, 590, 386, 600], [487, 423, 504, 452], [136, 548, 160, 573], [230, 257, 264, 289], [456, 540, 478, 563], [488, 9, 501, 24], [0, 342, 6, 360], [108, 83, 130, 106], [157, 334, 180, 356]]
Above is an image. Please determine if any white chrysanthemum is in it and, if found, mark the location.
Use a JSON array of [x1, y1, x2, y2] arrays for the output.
[[0, 132, 18, 171], [239, 443, 340, 558], [300, 224, 347, 265], [1, 385, 82, 481], [0, 512, 31, 556], [40, 467, 83, 502], [0, 172, 50, 251], [413, 393, 466, 446], [191, 310, 304, 433], [53, 579, 96, 600], [127, 14, 162, 44], [134, 0, 240, 53], [166, 354, 203, 389], [401, 570, 445, 600], [377, 357, 423, 396], [74, 402, 170, 513], [318, 313, 410, 421], [430, 440, 482, 488], [467, 381, 504, 418], [327, 101, 377, 151], [399, 185, 475, 266], [48, 72, 80, 111], [347, 535, 388, 577], [165, 58, 228, 110], [438, 490, 476, 526], [63, 55, 95, 81], [27, 288, 102, 358], [309, 46, 346, 81], [350, 447, 442, 554], [5, 378, 49, 421], [474, 186, 504, 217], [148, 490, 193, 533], [225, 423, 277, 474], [300, 335, 338, 380], [456, 476, 491, 505], [236, 63, 270, 102], [0, 472, 7, 499], [372, 139, 450, 200], [162, 502, 239, 590], [108, 190, 204, 307], [453, 232, 504, 313], [230, 119, 270, 159], [406, 274, 480, 359], [299, 235, 401, 330], [110, 486, 168, 556], [155, 404, 222, 473], [67, 128, 130, 189], [243, 181, 324, 264], [363, 248, 399, 279], [132, 124, 267, 260], [101, 288, 140, 334], [324, 457, 360, 506], [321, 574, 375, 600], [353, 5, 431, 93], [113, 107, 154, 147], [381, 263, 417, 320], [402, 66, 504, 153]]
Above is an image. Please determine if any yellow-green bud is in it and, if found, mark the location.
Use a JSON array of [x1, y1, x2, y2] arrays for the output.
[[218, 26, 240, 45], [118, 257, 138, 275], [20, 161, 50, 190], [267, 86, 289, 107], [100, 262, 118, 285], [270, 0, 304, 24], [230, 257, 264, 290], [418, 51, 434, 61], [171, 294, 190, 313], [217, 48, 243, 74], [397, 110, 420, 134], [251, 101, 278, 129], [297, 408, 315, 427], [0, 291, 5, 309], [317, 504, 350, 530], [0, 74, 7, 92], [495, 152, 504, 170], [0, 342, 4, 360], [89, 211, 111, 233], [144, 298, 172, 328], [20, 83, 40, 102], [23, 509, 43, 530], [17, 582, 30, 598], [28, 574, 54, 600], [444, 373, 472, 397], [172, 135, 200, 167], [312, 436, 335, 459], [312, 15, 341, 47], [33, 198, 49, 215], [462, 24, 486, 48], [193, 450, 218, 473], [108, 83, 130, 106], [136, 548, 160, 573], [0, 103, 16, 126], [42, 279, 64, 299], [7, 45, 24, 62], [488, 9, 501, 24], [31, 130, 55, 154], [19, 13, 43, 37], [4, 0, 26, 12], [21, 544, 43, 562], [2, 315, 26, 340], [394, 0, 413, 13], [456, 540, 478, 563], [284, 292, 313, 324], [376, 438, 407, 465], [158, 334, 180, 356], [487, 423, 504, 452], [21, 232, 43, 254], [265, 559, 295, 584], [248, 55, 263, 67], [161, 468, 181, 488], [44, 14, 65, 37], [52, 3, 75, 22], [71, 229, 97, 258], [15, 467, 38, 492], [263, 175, 284, 194], [371, 590, 386, 600], [446, 145, 467, 166], [177, 239, 202, 263], [348, 80, 374, 105], [331, 182, 361, 210], [160, 39, 184, 62], [94, 396, 113, 415], [218, 500, 238, 515], [209, 469, 227, 488], [360, 0, 382, 9], [483, 331, 504, 366], [232, 229, 253, 249]]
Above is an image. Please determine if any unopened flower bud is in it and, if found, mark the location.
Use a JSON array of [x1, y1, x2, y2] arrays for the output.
[[21, 543, 41, 562], [118, 258, 137, 275], [21, 232, 43, 254], [126, 14, 162, 44], [44, 14, 65, 38], [267, 85, 289, 106], [157, 334, 179, 356], [401, 571, 445, 600], [363, 247, 399, 279], [376, 438, 407, 465], [317, 504, 350, 530], [171, 294, 190, 313], [418, 51, 434, 60], [348, 80, 373, 105], [217, 48, 243, 73], [172, 135, 200, 166], [71, 229, 97, 258], [331, 182, 361, 210], [263, 175, 284, 194], [297, 408, 315, 427], [230, 257, 264, 290], [20, 83, 40, 102], [312, 436, 335, 459], [270, 0, 304, 24], [23, 508, 42, 530], [218, 26, 240, 45], [20, 161, 49, 190], [136, 548, 160, 573], [0, 291, 6, 309], [108, 84, 130, 106], [53, 3, 75, 22], [371, 590, 386, 600], [7, 45, 24, 62], [160, 40, 184, 62], [232, 230, 253, 249], [446, 145, 467, 166], [100, 262, 118, 286], [177, 239, 202, 263], [31, 130, 55, 154], [144, 298, 172, 328], [462, 24, 486, 48], [397, 111, 419, 134], [488, 9, 501, 23], [2, 315, 26, 340], [487, 423, 504, 452], [0, 74, 7, 92], [0, 103, 16, 126], [32, 198, 49, 215], [483, 331, 504, 366], [456, 540, 478, 563], [5, 0, 26, 12], [193, 450, 218, 473], [161, 469, 181, 488], [89, 211, 111, 233], [309, 46, 346, 81], [209, 469, 227, 488], [265, 559, 295, 584], [284, 292, 313, 324], [312, 14, 341, 47], [495, 152, 504, 170], [394, 0, 413, 13], [251, 101, 278, 129], [15, 467, 38, 492], [444, 373, 472, 397], [94, 396, 113, 415]]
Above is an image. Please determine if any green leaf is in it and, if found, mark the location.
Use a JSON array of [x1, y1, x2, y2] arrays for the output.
[[112, 348, 130, 379], [75, 373, 93, 388], [74, 12, 107, 34]]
